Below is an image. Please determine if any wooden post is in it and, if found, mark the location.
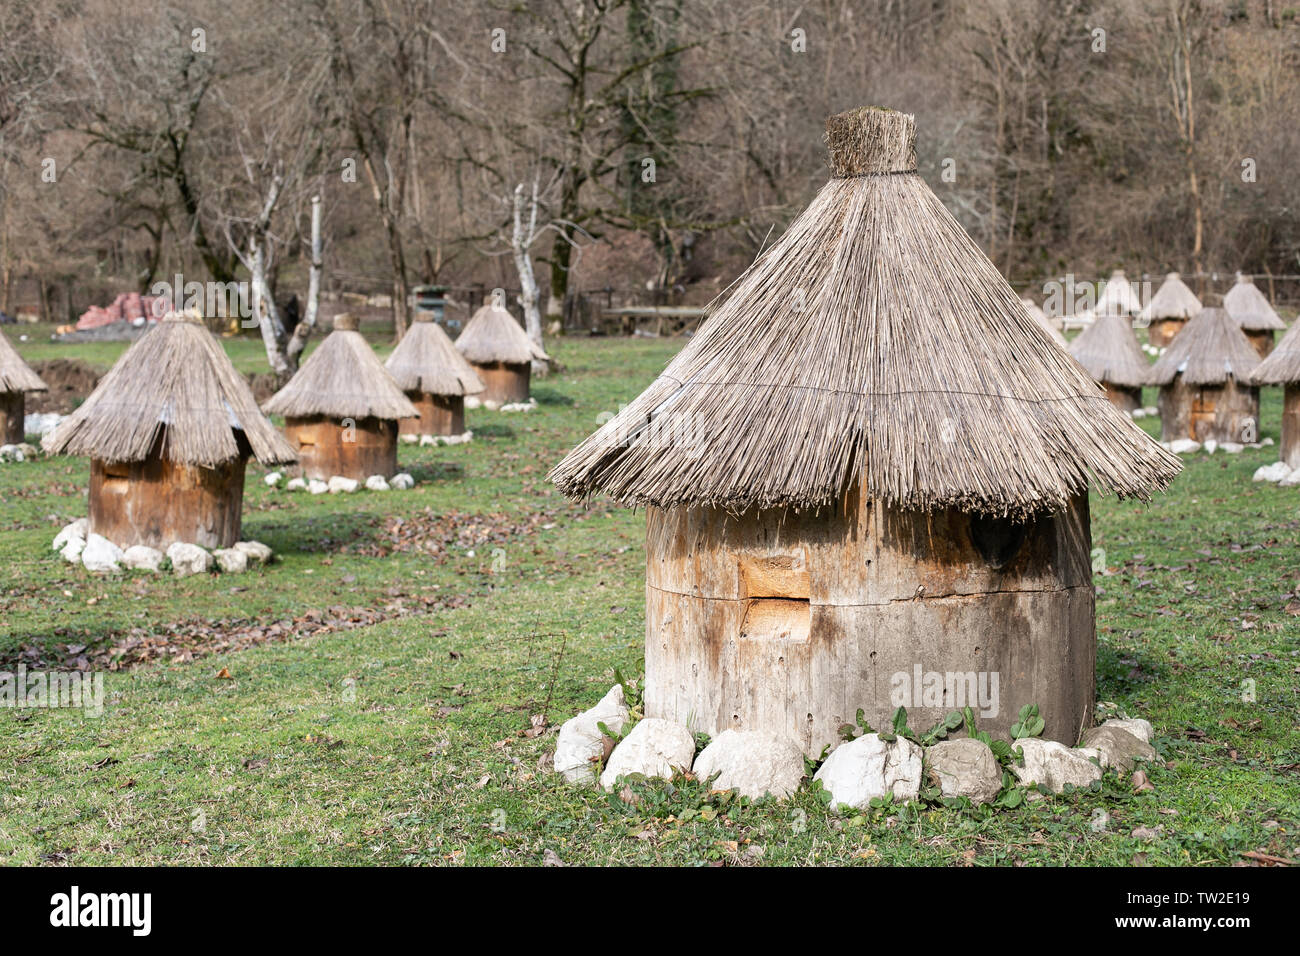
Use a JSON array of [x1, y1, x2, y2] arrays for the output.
[[0, 391, 24, 444]]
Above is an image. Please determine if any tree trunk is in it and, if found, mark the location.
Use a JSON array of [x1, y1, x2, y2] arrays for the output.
[[287, 194, 324, 370], [512, 181, 548, 376]]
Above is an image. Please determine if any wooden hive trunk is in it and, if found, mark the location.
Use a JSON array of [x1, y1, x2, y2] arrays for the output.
[[1147, 318, 1186, 349], [1245, 330, 1275, 359], [1283, 384, 1300, 470], [88, 432, 248, 550], [399, 391, 465, 437], [471, 361, 530, 405], [1, 391, 24, 444], [644, 490, 1095, 756], [1157, 378, 1259, 444], [1103, 383, 1142, 413], [284, 415, 398, 480]]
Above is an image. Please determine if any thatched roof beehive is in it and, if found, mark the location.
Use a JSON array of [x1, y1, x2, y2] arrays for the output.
[[1068, 312, 1150, 389], [1140, 273, 1201, 322], [1147, 307, 1261, 386], [42, 312, 295, 467], [1224, 275, 1285, 332], [0, 332, 48, 394], [385, 314, 484, 396], [1095, 271, 1142, 316], [456, 302, 549, 366], [262, 313, 417, 421], [1022, 297, 1067, 347], [1250, 317, 1300, 385], [551, 107, 1179, 519]]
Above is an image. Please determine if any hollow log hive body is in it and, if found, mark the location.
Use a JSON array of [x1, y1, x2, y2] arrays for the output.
[[471, 361, 530, 405], [284, 415, 398, 480], [1157, 378, 1259, 444], [644, 491, 1095, 755], [0, 391, 24, 444], [399, 392, 465, 437]]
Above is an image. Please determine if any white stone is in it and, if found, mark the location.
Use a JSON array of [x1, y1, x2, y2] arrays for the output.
[[419, 434, 435, 446], [1253, 462, 1291, 483], [1143, 406, 1158, 416], [813, 733, 924, 809], [327, 475, 359, 494], [1011, 738, 1102, 792], [390, 473, 415, 490], [81, 534, 123, 573], [53, 518, 89, 552], [1102, 717, 1154, 744], [925, 738, 1003, 804], [1169, 438, 1201, 454], [264, 471, 283, 486], [24, 412, 63, 436], [1131, 408, 1146, 419], [1080, 725, 1157, 771], [364, 474, 390, 491], [1280, 469, 1300, 488], [464, 395, 482, 410], [692, 729, 805, 799], [167, 542, 212, 577], [1219, 442, 1243, 454], [599, 718, 695, 789], [400, 434, 419, 444], [0, 444, 19, 461], [234, 540, 273, 564], [482, 399, 502, 411], [1262, 437, 1275, 446], [500, 399, 537, 413], [122, 545, 164, 572], [213, 548, 249, 573], [554, 685, 629, 784], [307, 479, 329, 495], [59, 535, 86, 563], [1203, 439, 1218, 455], [285, 477, 307, 491]]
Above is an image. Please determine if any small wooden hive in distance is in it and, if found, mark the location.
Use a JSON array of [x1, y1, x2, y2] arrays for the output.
[[0, 331, 48, 443], [41, 312, 297, 549], [551, 107, 1181, 754], [1225, 274, 1285, 358], [1148, 305, 1261, 444], [455, 298, 549, 406], [1068, 312, 1150, 412], [384, 313, 484, 437], [1140, 273, 1202, 348], [1251, 317, 1300, 469], [262, 313, 417, 480]]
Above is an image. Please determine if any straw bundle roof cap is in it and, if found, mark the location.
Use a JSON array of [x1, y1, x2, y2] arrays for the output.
[[385, 315, 485, 395], [1224, 275, 1285, 331], [456, 302, 549, 365], [550, 107, 1179, 519], [1096, 271, 1143, 316], [1068, 312, 1150, 388], [1147, 307, 1261, 386], [262, 315, 417, 420], [0, 331, 48, 393], [41, 312, 296, 466], [1140, 273, 1202, 321], [1250, 315, 1300, 384], [1022, 297, 1067, 347]]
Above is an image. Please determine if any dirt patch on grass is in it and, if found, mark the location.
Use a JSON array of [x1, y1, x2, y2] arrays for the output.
[[28, 359, 104, 413]]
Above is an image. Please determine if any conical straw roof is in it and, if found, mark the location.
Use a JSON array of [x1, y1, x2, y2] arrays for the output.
[[1096, 271, 1143, 316], [42, 312, 296, 466], [385, 314, 484, 396], [1068, 312, 1150, 388], [1147, 307, 1261, 386], [1140, 273, 1201, 321], [1224, 274, 1285, 331], [262, 314, 417, 420], [1022, 297, 1067, 347], [0, 331, 48, 393], [1250, 316, 1300, 384], [550, 107, 1179, 518], [456, 301, 549, 365]]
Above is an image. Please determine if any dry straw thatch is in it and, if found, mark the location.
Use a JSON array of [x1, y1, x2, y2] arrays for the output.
[[0, 331, 48, 393], [1022, 297, 1067, 347], [1250, 315, 1300, 384], [1068, 312, 1150, 388], [456, 302, 549, 365], [1147, 307, 1261, 386], [551, 107, 1180, 518], [385, 314, 484, 395], [1095, 271, 1143, 316], [1225, 275, 1286, 331], [1140, 273, 1202, 321], [42, 313, 296, 466], [262, 313, 417, 420]]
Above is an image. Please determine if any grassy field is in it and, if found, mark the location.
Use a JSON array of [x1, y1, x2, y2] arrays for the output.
[[0, 324, 1297, 867]]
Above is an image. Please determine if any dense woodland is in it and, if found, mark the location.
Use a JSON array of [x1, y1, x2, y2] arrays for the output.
[[2, 0, 1299, 329]]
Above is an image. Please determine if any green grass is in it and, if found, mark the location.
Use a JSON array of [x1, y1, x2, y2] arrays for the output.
[[0, 326, 1297, 866]]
